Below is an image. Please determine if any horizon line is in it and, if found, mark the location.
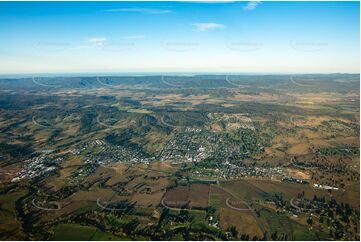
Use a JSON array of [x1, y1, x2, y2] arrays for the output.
[[0, 71, 359, 79]]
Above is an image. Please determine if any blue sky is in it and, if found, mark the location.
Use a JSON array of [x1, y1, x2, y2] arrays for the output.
[[0, 1, 359, 74]]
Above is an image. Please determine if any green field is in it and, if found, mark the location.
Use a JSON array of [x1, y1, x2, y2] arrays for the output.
[[52, 224, 97, 241], [52, 223, 133, 241], [0, 189, 27, 240], [91, 230, 130, 241], [258, 208, 328, 240]]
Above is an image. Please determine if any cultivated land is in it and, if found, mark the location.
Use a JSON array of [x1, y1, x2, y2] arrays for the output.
[[0, 74, 359, 240]]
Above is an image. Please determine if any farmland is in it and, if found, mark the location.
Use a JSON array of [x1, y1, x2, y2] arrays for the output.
[[0, 74, 359, 240], [163, 184, 210, 209]]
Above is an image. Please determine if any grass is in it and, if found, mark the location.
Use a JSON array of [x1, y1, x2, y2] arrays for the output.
[[221, 180, 270, 201], [258, 208, 324, 240], [189, 209, 207, 220], [190, 221, 219, 235], [52, 224, 97, 241], [169, 233, 184, 240], [91, 230, 130, 241], [223, 179, 320, 202], [0, 189, 27, 240], [52, 223, 133, 241], [133, 206, 155, 216]]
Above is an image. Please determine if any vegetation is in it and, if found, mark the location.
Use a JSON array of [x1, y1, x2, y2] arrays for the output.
[[0, 74, 359, 240]]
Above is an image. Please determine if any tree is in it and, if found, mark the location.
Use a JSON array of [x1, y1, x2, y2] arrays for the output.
[[307, 217, 313, 226], [230, 226, 238, 238], [271, 231, 278, 240], [206, 206, 216, 218], [240, 234, 247, 240], [178, 209, 191, 222], [158, 207, 169, 228], [124, 218, 140, 235], [262, 232, 268, 241]]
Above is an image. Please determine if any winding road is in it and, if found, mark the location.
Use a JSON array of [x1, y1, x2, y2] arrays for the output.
[[32, 116, 52, 128], [290, 197, 317, 212], [96, 197, 128, 211], [225, 197, 254, 211], [32, 198, 61, 211]]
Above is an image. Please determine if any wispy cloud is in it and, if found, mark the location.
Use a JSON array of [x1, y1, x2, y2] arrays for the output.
[[88, 37, 107, 46], [103, 8, 172, 14], [192, 22, 226, 32], [126, 35, 147, 39], [244, 1, 262, 10]]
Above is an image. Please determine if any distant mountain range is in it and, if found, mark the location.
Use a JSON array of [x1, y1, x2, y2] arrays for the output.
[[0, 74, 359, 90]]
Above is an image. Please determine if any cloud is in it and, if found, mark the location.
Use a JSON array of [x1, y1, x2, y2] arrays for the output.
[[192, 22, 226, 32], [244, 1, 262, 10], [126, 35, 147, 39], [88, 38, 107, 46], [103, 8, 172, 14]]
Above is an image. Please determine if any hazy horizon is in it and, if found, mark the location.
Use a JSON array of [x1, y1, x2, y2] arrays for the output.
[[0, 71, 360, 79]]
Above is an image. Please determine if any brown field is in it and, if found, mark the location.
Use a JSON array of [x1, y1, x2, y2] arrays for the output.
[[291, 115, 337, 127], [147, 161, 175, 173], [232, 91, 284, 103], [43, 176, 68, 192], [221, 180, 270, 201], [226, 197, 249, 209], [223, 179, 359, 208], [55, 156, 85, 182], [222, 103, 236, 108], [301, 129, 320, 139], [39, 200, 96, 223], [145, 94, 212, 107], [125, 174, 170, 193], [210, 185, 263, 238], [188, 184, 209, 208], [264, 147, 285, 159], [109, 194, 132, 203], [61, 156, 84, 169], [67, 189, 114, 202], [163, 184, 210, 209], [68, 162, 173, 208], [106, 163, 129, 186], [219, 207, 263, 239], [287, 143, 310, 155], [163, 185, 189, 207], [286, 168, 311, 180], [131, 191, 164, 206], [310, 139, 329, 147], [0, 166, 20, 184], [85, 166, 116, 185], [210, 123, 222, 131], [331, 136, 360, 146], [334, 183, 360, 208], [282, 136, 300, 145], [210, 185, 248, 210], [246, 180, 314, 200]]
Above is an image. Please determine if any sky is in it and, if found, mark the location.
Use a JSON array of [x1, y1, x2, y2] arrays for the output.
[[0, 1, 359, 74]]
